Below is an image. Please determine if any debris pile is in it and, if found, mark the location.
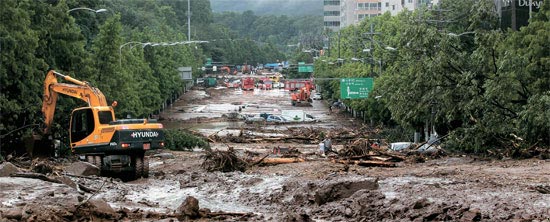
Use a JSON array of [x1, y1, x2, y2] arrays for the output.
[[208, 127, 379, 144], [201, 148, 247, 172], [330, 138, 406, 167]]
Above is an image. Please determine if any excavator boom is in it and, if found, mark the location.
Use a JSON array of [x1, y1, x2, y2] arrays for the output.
[[42, 70, 108, 134]]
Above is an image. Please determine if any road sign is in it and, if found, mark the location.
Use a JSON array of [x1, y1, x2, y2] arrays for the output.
[[178, 67, 192, 80], [298, 62, 314, 73], [340, 78, 373, 99]]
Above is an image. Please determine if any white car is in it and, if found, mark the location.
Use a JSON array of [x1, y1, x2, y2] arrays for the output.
[[266, 115, 289, 123], [312, 93, 322, 100]]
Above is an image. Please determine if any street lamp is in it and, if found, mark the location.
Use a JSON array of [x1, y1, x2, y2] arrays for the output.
[[447, 31, 476, 37], [119, 40, 209, 66], [67, 7, 108, 13]]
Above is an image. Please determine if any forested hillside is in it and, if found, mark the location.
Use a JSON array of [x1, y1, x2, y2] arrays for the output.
[[213, 10, 324, 55], [211, 0, 323, 16]]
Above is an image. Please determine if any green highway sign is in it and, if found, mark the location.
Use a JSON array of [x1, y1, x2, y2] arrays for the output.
[[298, 62, 314, 73], [340, 78, 374, 99]]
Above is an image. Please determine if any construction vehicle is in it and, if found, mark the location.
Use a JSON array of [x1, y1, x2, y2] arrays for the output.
[[285, 79, 315, 91], [290, 86, 313, 106], [204, 77, 217, 87], [41, 70, 164, 179], [241, 77, 255, 91], [220, 66, 231, 74]]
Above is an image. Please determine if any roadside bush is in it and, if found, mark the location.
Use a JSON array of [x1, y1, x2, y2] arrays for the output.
[[163, 129, 210, 151]]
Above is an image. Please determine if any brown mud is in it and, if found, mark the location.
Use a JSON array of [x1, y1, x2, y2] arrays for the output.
[[1, 86, 549, 221]]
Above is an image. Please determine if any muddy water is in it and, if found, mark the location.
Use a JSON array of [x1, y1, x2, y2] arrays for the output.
[[162, 88, 330, 122], [161, 87, 348, 136]]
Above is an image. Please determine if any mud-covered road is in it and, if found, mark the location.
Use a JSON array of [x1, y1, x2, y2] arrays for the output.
[[1, 85, 549, 221]]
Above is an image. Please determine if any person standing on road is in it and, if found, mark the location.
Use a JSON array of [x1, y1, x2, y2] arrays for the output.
[[323, 137, 333, 154], [319, 142, 326, 156]]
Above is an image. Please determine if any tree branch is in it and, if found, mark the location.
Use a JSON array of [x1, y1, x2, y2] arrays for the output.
[[490, 99, 518, 118]]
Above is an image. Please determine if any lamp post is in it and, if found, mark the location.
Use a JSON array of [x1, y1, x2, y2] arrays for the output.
[[67, 7, 108, 13], [119, 40, 208, 66], [187, 0, 191, 41], [447, 31, 475, 37]]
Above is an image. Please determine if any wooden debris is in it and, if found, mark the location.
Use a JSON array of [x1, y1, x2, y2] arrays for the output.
[[250, 157, 305, 165], [78, 183, 98, 193], [331, 159, 396, 167], [201, 148, 247, 172], [207, 212, 252, 217], [10, 172, 62, 183], [206, 127, 380, 144], [531, 185, 550, 194]]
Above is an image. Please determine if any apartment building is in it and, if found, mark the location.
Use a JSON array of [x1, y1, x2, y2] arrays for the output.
[[323, 0, 382, 31], [354, 0, 382, 23], [324, 0, 343, 31], [323, 0, 441, 31], [380, 0, 439, 15]]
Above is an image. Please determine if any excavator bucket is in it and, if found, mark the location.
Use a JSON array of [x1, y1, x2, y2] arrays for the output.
[[24, 134, 56, 157]]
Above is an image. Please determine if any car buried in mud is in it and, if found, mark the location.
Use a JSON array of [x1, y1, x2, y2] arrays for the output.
[[266, 115, 289, 123]]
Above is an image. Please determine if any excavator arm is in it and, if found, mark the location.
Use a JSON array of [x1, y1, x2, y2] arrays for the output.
[[41, 70, 109, 134]]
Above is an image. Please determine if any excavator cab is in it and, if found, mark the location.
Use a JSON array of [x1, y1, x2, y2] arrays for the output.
[[70, 108, 96, 143], [69, 107, 114, 147]]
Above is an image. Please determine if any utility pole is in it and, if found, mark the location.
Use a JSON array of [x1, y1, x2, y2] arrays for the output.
[[337, 31, 341, 60], [362, 23, 379, 76], [188, 0, 191, 41], [328, 34, 331, 57], [421, 6, 453, 142]]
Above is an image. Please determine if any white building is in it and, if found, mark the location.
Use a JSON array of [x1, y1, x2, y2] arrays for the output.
[[380, 0, 439, 16], [323, 0, 438, 31], [324, 0, 382, 31], [323, 0, 343, 31]]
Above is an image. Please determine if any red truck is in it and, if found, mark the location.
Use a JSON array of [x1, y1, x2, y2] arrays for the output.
[[257, 78, 273, 90], [241, 77, 255, 91]]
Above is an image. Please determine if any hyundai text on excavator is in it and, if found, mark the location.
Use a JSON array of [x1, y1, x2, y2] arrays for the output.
[[41, 70, 165, 179]]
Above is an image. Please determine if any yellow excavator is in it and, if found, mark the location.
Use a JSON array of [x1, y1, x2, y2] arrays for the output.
[[41, 70, 165, 179]]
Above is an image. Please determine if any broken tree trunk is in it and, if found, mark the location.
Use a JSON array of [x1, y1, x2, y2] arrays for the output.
[[345, 153, 405, 162], [249, 157, 305, 165], [10, 172, 62, 183], [331, 159, 396, 167]]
